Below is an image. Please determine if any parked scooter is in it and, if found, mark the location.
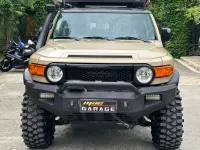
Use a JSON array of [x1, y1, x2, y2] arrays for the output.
[[0, 27, 42, 72], [0, 39, 36, 72]]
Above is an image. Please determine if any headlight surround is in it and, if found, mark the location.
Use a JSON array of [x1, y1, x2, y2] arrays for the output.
[[46, 65, 64, 83], [135, 66, 154, 84]]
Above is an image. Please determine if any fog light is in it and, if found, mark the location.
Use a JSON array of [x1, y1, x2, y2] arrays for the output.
[[145, 94, 161, 101], [40, 93, 54, 99]]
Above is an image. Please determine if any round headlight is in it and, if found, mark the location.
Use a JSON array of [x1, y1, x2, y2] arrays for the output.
[[136, 67, 154, 84], [47, 66, 63, 83]]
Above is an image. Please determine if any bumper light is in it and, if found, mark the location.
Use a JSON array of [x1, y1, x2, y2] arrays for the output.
[[145, 94, 161, 101], [40, 93, 54, 99]]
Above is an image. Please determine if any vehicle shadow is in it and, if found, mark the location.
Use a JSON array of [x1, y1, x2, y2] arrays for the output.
[[47, 125, 157, 150], [0, 69, 24, 74]]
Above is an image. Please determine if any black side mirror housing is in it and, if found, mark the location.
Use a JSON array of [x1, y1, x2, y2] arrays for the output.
[[46, 4, 56, 13], [161, 28, 172, 46]]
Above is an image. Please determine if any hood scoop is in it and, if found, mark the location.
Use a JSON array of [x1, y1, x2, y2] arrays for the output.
[[67, 55, 133, 59]]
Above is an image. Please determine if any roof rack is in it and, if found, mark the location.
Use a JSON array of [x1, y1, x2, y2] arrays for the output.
[[52, 0, 148, 8]]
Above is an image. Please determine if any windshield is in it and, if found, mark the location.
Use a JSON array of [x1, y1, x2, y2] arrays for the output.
[[52, 12, 156, 41]]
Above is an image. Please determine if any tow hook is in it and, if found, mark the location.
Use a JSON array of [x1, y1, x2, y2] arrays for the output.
[[138, 117, 151, 127], [111, 114, 134, 129]]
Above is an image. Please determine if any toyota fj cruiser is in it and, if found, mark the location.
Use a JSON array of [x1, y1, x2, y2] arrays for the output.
[[21, 0, 184, 149]]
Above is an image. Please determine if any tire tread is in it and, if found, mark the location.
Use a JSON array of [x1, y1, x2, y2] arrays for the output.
[[151, 90, 184, 150], [21, 94, 55, 149]]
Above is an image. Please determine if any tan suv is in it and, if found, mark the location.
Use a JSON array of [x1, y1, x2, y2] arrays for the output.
[[21, 0, 184, 149]]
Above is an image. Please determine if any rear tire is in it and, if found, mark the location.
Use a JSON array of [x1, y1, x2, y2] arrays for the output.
[[21, 94, 55, 149], [0, 58, 12, 72], [151, 90, 184, 150]]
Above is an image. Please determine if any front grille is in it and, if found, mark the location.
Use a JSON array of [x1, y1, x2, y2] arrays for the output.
[[66, 65, 133, 82], [66, 113, 133, 123]]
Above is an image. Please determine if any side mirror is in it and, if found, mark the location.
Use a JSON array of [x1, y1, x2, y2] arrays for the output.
[[46, 4, 56, 13], [161, 28, 172, 46]]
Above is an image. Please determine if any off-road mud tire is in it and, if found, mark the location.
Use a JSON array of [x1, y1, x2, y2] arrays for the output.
[[21, 94, 55, 149], [151, 90, 184, 150]]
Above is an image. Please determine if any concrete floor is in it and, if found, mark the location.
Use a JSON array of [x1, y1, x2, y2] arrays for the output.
[[181, 56, 200, 72], [0, 61, 200, 150]]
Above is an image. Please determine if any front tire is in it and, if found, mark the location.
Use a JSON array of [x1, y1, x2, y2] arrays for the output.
[[0, 58, 12, 72], [21, 94, 55, 149], [151, 90, 184, 150]]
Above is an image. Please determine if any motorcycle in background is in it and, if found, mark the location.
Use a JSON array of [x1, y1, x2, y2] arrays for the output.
[[0, 27, 42, 72], [0, 39, 36, 72]]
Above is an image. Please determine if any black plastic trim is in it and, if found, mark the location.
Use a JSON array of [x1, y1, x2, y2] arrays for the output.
[[23, 69, 33, 84], [168, 69, 180, 86], [66, 63, 134, 69], [68, 55, 133, 58], [66, 63, 154, 85], [67, 63, 134, 84]]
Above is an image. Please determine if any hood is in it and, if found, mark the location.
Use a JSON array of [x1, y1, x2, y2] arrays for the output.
[[35, 40, 168, 59]]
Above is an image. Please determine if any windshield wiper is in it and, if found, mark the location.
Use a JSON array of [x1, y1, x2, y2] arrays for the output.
[[82, 36, 110, 40], [53, 36, 80, 41], [113, 36, 151, 43]]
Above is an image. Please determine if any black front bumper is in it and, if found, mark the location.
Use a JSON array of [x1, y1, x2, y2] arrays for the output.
[[24, 69, 178, 122]]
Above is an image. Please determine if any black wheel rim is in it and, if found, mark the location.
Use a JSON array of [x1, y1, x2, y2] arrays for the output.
[[1, 59, 11, 70]]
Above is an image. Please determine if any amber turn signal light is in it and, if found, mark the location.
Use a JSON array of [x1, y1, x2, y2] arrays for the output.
[[28, 64, 46, 76], [154, 65, 174, 78]]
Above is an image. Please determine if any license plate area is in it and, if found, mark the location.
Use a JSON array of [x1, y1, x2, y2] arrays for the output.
[[79, 99, 117, 113]]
